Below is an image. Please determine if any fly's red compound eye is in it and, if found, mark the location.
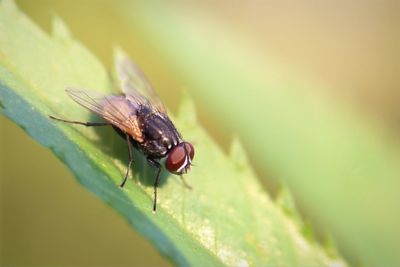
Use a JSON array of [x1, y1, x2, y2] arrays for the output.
[[165, 142, 194, 174], [183, 142, 195, 162], [166, 145, 186, 173]]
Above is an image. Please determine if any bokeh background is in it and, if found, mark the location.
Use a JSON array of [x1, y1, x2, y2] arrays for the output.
[[1, 0, 400, 266]]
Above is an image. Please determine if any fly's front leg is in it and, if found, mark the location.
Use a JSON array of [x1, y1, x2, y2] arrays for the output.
[[179, 175, 193, 190], [147, 158, 162, 212], [120, 134, 134, 188], [49, 116, 110, 127]]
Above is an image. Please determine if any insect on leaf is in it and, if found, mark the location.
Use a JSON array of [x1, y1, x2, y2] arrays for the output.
[[0, 1, 346, 266]]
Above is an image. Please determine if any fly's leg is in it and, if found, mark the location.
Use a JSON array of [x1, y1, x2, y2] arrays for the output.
[[179, 175, 193, 190], [120, 135, 134, 188], [49, 116, 110, 127], [147, 158, 162, 212], [50, 116, 137, 188]]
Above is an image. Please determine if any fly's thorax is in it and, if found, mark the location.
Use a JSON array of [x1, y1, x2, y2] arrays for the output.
[[137, 107, 180, 158]]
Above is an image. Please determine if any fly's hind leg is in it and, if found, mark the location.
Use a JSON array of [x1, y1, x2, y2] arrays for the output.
[[49, 116, 134, 187], [120, 134, 134, 188], [147, 158, 162, 212], [49, 116, 110, 127]]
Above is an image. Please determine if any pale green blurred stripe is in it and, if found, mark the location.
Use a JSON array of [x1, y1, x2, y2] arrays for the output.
[[117, 2, 400, 266]]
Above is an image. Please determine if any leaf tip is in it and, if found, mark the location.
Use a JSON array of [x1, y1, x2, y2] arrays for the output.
[[51, 15, 72, 42], [178, 91, 197, 125], [322, 234, 345, 262], [276, 185, 299, 218], [229, 137, 249, 169], [276, 185, 320, 242], [301, 220, 317, 243]]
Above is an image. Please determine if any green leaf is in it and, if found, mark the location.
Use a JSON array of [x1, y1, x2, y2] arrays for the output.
[[0, 1, 345, 266]]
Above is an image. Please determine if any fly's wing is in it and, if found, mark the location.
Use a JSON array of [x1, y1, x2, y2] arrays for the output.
[[115, 51, 167, 114], [66, 88, 144, 142]]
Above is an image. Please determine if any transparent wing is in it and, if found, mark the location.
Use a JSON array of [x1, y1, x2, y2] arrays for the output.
[[115, 51, 166, 114], [66, 88, 144, 142]]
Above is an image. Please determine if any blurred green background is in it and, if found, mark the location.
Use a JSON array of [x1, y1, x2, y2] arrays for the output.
[[1, 0, 400, 266]]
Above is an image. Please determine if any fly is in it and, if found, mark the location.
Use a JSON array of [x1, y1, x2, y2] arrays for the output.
[[50, 53, 195, 212]]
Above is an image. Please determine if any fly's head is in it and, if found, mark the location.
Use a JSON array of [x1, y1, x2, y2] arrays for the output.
[[165, 142, 195, 175]]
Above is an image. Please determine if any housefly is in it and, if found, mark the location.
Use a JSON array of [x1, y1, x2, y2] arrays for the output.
[[50, 54, 195, 212]]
